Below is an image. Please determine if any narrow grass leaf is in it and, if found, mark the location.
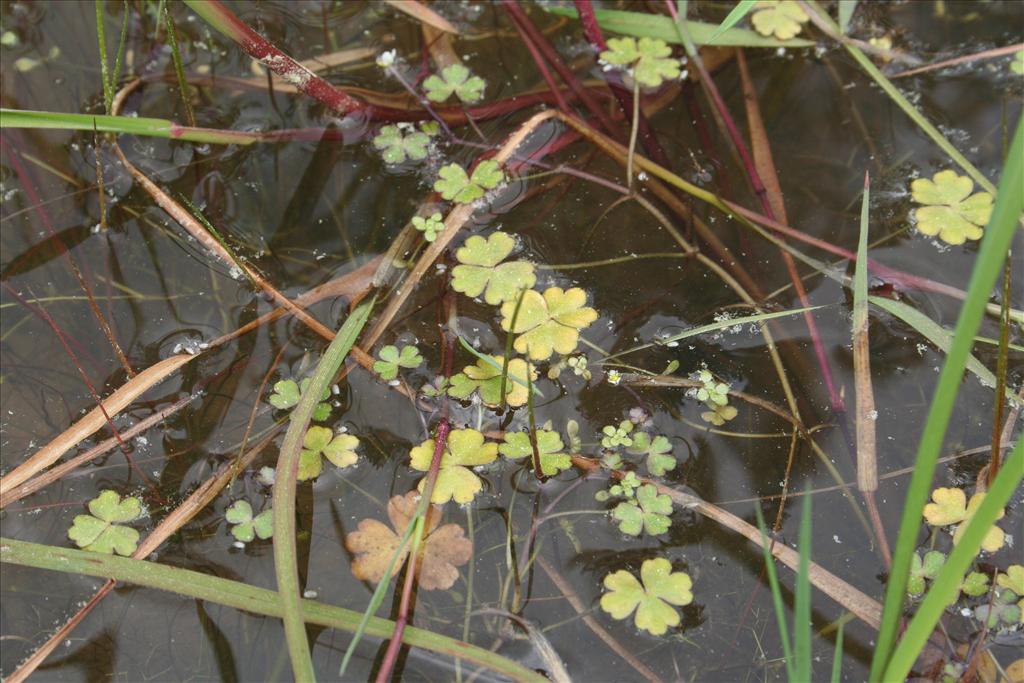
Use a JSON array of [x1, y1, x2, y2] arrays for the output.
[[755, 506, 795, 681], [838, 0, 858, 33], [830, 620, 844, 683], [869, 118, 1022, 679], [794, 491, 812, 683], [705, 0, 757, 45], [273, 297, 375, 683]]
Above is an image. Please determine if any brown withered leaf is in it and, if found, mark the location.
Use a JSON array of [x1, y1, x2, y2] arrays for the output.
[[344, 490, 472, 591]]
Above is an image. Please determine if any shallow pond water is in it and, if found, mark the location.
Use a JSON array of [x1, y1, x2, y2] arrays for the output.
[[1, 1, 1022, 681]]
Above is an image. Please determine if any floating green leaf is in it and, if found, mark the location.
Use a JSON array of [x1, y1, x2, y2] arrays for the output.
[[600, 36, 680, 88], [601, 420, 634, 449], [373, 344, 423, 381], [434, 160, 506, 204], [373, 124, 430, 164], [911, 170, 993, 245], [922, 488, 1005, 553], [750, 1, 809, 40], [600, 557, 693, 635], [907, 550, 945, 596], [298, 426, 360, 481], [67, 490, 142, 556], [423, 63, 486, 103], [225, 500, 274, 543], [268, 377, 332, 422], [500, 287, 598, 361], [452, 232, 536, 305], [961, 571, 990, 598], [499, 430, 571, 477], [628, 433, 675, 476], [997, 565, 1024, 595], [695, 369, 729, 405], [409, 428, 498, 504], [447, 355, 536, 408], [612, 484, 673, 536], [412, 212, 444, 242]]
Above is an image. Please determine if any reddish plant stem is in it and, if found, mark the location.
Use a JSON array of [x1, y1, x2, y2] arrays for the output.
[[574, 0, 671, 168], [504, 8, 572, 115], [501, 0, 623, 140]]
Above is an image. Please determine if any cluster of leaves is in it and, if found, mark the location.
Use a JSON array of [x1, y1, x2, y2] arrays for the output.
[[225, 500, 273, 543], [500, 287, 598, 361], [911, 170, 993, 245], [975, 566, 1023, 628], [448, 354, 535, 408], [269, 376, 332, 422], [922, 487, 1006, 553], [597, 472, 673, 537], [600, 558, 693, 635], [599, 36, 681, 89], [452, 232, 536, 305], [373, 122, 437, 164], [345, 491, 472, 591], [547, 354, 592, 381], [409, 428, 498, 504], [298, 426, 360, 481], [412, 212, 444, 242], [750, 1, 809, 40], [67, 490, 143, 556], [627, 432, 676, 476], [374, 344, 423, 381], [694, 369, 737, 426], [907, 550, 988, 599], [423, 63, 485, 103]]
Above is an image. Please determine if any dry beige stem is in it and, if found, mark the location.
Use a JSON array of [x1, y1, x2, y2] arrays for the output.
[[345, 491, 471, 591]]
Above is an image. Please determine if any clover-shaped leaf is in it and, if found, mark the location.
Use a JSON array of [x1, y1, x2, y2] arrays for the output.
[[412, 212, 444, 242], [344, 491, 472, 590], [997, 565, 1024, 596], [373, 124, 430, 164], [499, 430, 572, 477], [447, 355, 536, 408], [597, 470, 642, 502], [423, 63, 485, 103], [627, 433, 676, 476], [225, 500, 274, 543], [911, 170, 994, 245], [601, 420, 635, 449], [373, 344, 423, 381], [600, 557, 693, 636], [696, 369, 730, 406], [701, 403, 738, 426], [434, 160, 505, 204], [67, 490, 142, 556], [908, 550, 946, 596], [961, 571, 991, 598], [612, 484, 673, 536], [500, 287, 598, 361], [268, 378, 331, 422], [298, 426, 359, 481], [452, 232, 536, 305], [409, 428, 498, 504], [975, 589, 1022, 629], [923, 488, 1005, 553], [600, 36, 680, 89], [750, 1, 809, 40]]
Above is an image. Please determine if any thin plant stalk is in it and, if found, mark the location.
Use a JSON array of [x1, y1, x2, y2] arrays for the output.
[[163, 3, 195, 127], [988, 257, 1012, 486]]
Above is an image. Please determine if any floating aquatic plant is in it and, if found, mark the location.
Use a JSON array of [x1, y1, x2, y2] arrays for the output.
[[423, 63, 485, 103], [599, 36, 680, 88], [412, 212, 444, 242], [434, 160, 505, 204], [611, 483, 673, 536], [911, 170, 993, 245], [373, 124, 430, 164], [600, 557, 693, 636], [268, 377, 332, 422], [409, 428, 498, 504], [907, 550, 945, 596], [601, 419, 635, 449], [373, 344, 423, 381], [225, 500, 274, 543], [923, 487, 1005, 553], [447, 354, 536, 408], [628, 432, 676, 476], [452, 232, 535, 305], [500, 287, 598, 361], [298, 426, 360, 481], [750, 1, 809, 40], [498, 429, 571, 476], [67, 490, 142, 556]]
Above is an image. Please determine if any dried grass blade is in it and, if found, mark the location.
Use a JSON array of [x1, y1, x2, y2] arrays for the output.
[[384, 0, 460, 35]]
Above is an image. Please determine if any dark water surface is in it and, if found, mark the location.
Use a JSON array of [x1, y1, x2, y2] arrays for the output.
[[2, 1, 1022, 681]]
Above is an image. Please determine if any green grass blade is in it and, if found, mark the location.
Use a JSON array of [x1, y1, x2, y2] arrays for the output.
[[830, 620, 844, 683], [110, 1, 129, 101], [163, 2, 196, 127], [95, 0, 112, 113], [705, 0, 757, 45], [543, 6, 815, 48], [273, 297, 375, 683], [838, 0, 858, 33], [869, 296, 1021, 408], [339, 513, 419, 676], [869, 117, 1023, 679], [805, 0, 995, 193], [755, 506, 795, 682], [0, 108, 265, 145], [793, 492, 812, 683], [884, 438, 1024, 681], [0, 537, 547, 683], [853, 175, 869, 338]]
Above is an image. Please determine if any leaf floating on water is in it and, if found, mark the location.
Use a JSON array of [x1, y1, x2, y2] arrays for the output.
[[500, 287, 598, 361], [452, 232, 536, 305], [911, 170, 993, 245], [408, 428, 497, 504], [600, 558, 693, 635], [67, 490, 142, 556], [750, 1, 809, 40]]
